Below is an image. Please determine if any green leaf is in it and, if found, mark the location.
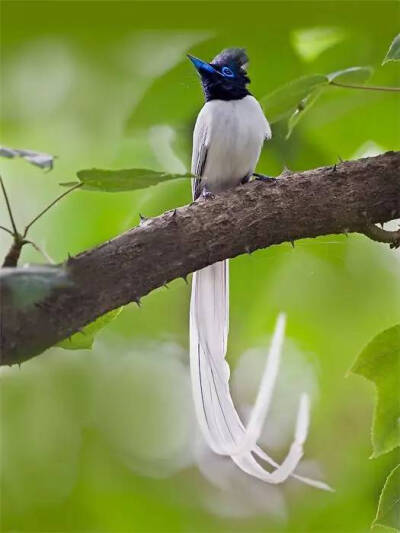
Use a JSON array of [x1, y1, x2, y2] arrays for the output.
[[0, 266, 72, 308], [57, 308, 123, 350], [260, 75, 328, 123], [350, 325, 400, 457], [261, 66, 373, 129], [374, 464, 400, 531], [327, 66, 373, 84], [383, 34, 400, 65], [70, 168, 192, 192], [286, 89, 323, 139]]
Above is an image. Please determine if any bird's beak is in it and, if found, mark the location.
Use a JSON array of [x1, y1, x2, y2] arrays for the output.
[[187, 54, 216, 74]]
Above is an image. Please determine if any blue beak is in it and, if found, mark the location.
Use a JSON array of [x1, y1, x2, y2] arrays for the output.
[[187, 54, 216, 74]]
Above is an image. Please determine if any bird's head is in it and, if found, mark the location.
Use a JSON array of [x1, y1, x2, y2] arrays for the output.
[[188, 48, 250, 101]]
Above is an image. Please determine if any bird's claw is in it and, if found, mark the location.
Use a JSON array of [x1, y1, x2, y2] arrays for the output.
[[202, 189, 215, 200], [254, 173, 276, 184]]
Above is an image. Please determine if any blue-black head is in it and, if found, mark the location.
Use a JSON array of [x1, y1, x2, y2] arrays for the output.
[[188, 48, 250, 102]]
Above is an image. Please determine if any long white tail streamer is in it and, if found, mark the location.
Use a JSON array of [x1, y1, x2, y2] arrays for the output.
[[190, 262, 332, 490]]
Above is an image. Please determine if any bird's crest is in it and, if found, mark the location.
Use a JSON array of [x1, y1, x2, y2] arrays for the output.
[[212, 48, 249, 71]]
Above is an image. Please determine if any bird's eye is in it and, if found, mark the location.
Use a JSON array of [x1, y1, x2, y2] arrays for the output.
[[221, 66, 234, 78]]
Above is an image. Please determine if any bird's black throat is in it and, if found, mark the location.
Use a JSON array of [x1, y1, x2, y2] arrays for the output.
[[202, 78, 251, 101]]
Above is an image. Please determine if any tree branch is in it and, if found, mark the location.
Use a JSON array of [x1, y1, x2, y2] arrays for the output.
[[362, 221, 400, 248], [1, 152, 399, 366]]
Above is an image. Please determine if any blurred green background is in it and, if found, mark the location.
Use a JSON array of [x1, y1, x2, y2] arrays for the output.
[[1, 1, 400, 532]]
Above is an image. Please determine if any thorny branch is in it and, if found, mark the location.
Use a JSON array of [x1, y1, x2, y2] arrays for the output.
[[1, 151, 399, 366]]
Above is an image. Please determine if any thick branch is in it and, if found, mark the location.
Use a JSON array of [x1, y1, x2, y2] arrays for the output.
[[1, 152, 399, 366]]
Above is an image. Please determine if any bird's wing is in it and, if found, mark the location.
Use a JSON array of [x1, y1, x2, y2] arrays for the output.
[[191, 107, 209, 200]]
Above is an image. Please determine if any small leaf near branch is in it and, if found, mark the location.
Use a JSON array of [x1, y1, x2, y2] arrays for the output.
[[0, 146, 55, 170], [374, 464, 400, 531], [327, 66, 373, 84], [62, 168, 192, 192], [383, 33, 400, 65], [261, 75, 328, 124], [350, 324, 400, 457], [57, 307, 123, 350], [0, 266, 72, 309]]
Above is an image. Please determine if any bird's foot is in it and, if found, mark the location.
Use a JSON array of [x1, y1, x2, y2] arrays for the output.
[[201, 188, 216, 200], [253, 173, 277, 184]]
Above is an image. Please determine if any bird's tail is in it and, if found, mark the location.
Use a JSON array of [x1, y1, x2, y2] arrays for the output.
[[189, 261, 332, 490], [190, 260, 231, 452]]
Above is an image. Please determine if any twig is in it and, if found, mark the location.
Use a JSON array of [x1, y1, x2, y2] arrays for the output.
[[0, 225, 14, 236], [1, 181, 81, 268], [362, 222, 400, 249], [330, 81, 400, 93], [25, 240, 55, 264], [0, 175, 18, 235], [23, 182, 82, 237]]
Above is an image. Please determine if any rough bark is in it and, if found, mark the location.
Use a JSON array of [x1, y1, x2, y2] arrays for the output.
[[1, 152, 399, 366]]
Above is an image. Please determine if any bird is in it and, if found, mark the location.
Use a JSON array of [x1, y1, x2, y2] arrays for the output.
[[187, 48, 331, 490], [188, 48, 271, 200]]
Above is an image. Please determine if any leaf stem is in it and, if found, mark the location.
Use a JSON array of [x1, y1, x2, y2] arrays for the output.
[[0, 175, 18, 235], [23, 182, 82, 237], [330, 81, 400, 93]]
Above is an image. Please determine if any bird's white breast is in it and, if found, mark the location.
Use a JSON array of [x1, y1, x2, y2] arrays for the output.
[[193, 95, 270, 192]]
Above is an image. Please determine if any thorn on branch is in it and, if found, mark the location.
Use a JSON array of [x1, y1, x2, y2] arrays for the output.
[[66, 253, 78, 267], [139, 213, 148, 226]]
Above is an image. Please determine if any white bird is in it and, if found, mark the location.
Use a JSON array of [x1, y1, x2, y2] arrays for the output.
[[188, 48, 331, 490]]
